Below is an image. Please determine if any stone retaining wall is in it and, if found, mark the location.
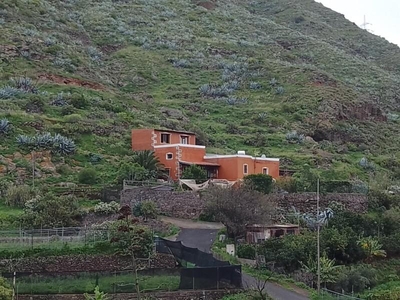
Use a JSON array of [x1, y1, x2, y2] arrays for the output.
[[0, 253, 176, 273], [17, 290, 239, 300], [273, 192, 368, 213], [120, 188, 368, 218], [121, 188, 204, 219]]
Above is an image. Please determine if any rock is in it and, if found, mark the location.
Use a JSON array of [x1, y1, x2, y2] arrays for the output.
[[305, 136, 317, 143], [39, 157, 56, 172]]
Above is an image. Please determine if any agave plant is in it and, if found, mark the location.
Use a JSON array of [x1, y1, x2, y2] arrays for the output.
[[16, 135, 33, 146], [10, 76, 38, 94], [0, 86, 22, 99], [275, 86, 285, 95], [51, 92, 69, 107], [35, 132, 54, 148], [52, 135, 76, 155], [249, 82, 262, 90], [0, 118, 10, 134], [286, 131, 305, 144]]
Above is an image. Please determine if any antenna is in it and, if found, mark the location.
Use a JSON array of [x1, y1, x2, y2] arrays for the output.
[[360, 15, 373, 32]]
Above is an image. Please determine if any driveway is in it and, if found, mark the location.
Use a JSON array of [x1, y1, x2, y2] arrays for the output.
[[160, 218, 310, 300]]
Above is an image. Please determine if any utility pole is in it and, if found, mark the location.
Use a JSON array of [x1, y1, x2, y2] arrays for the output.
[[316, 178, 321, 295], [32, 150, 35, 189], [360, 15, 372, 32]]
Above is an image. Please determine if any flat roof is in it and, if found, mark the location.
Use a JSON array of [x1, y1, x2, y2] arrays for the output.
[[204, 154, 279, 162], [154, 128, 196, 135], [247, 224, 299, 228]]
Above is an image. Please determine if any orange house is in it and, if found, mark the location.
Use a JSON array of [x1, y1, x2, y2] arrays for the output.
[[131, 129, 280, 181]]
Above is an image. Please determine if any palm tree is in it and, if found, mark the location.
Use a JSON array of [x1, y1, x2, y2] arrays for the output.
[[133, 150, 165, 173], [357, 236, 386, 262]]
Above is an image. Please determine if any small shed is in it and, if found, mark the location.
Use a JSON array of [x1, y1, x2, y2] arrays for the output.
[[245, 224, 300, 244]]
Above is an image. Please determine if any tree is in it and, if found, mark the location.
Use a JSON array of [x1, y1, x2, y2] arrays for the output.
[[22, 194, 82, 228], [116, 162, 156, 184], [243, 174, 274, 194], [110, 205, 153, 300], [357, 236, 386, 262], [133, 150, 165, 174], [0, 277, 12, 300], [140, 201, 158, 221], [181, 165, 207, 183], [78, 168, 98, 185], [203, 187, 276, 239]]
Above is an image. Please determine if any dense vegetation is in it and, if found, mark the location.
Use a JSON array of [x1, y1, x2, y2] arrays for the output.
[[0, 0, 399, 192]]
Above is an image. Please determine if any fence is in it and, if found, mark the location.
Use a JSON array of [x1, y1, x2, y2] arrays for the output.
[[321, 288, 363, 299], [0, 227, 110, 250], [2, 269, 180, 295], [155, 237, 242, 290]]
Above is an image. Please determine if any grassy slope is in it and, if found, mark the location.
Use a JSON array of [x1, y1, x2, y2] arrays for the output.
[[0, 0, 399, 187]]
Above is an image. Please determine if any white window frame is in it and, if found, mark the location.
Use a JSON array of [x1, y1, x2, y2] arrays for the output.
[[166, 153, 173, 160], [262, 167, 269, 175], [161, 133, 171, 144], [180, 135, 189, 144], [243, 164, 248, 174]]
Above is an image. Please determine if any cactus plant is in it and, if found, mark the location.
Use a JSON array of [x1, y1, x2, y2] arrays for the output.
[[286, 131, 305, 144], [249, 82, 262, 90], [52, 134, 76, 155], [276, 86, 285, 95], [0, 118, 10, 134]]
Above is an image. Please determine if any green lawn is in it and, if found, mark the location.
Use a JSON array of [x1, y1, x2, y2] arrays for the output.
[[16, 274, 180, 294]]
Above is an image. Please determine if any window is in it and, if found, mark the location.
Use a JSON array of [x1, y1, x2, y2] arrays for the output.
[[166, 153, 173, 160], [262, 167, 269, 175], [243, 164, 248, 174], [180, 135, 189, 144], [161, 133, 170, 144]]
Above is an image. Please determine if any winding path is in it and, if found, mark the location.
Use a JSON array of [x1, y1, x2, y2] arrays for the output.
[[161, 217, 310, 300]]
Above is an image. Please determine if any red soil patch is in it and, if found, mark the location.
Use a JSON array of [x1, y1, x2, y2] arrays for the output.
[[38, 74, 105, 91]]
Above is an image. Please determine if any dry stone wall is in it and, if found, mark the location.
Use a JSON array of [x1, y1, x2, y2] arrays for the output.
[[121, 188, 204, 219], [121, 188, 367, 219], [0, 253, 176, 273]]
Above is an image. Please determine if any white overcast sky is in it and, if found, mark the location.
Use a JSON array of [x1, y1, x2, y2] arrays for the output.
[[317, 0, 400, 46]]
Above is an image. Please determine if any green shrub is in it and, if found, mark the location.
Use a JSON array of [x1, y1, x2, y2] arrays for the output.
[[243, 174, 273, 194], [70, 94, 90, 109], [64, 114, 83, 123], [78, 168, 98, 185], [237, 244, 256, 259], [181, 165, 207, 183], [93, 201, 120, 215], [140, 201, 158, 221], [5, 184, 33, 207]]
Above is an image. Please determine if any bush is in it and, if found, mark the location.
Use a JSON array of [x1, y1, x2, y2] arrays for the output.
[[64, 114, 83, 123], [334, 265, 378, 294], [78, 168, 98, 185], [140, 201, 158, 221], [237, 244, 256, 259], [243, 174, 274, 194], [22, 194, 82, 228], [5, 184, 33, 207], [181, 165, 207, 183], [70, 94, 90, 109], [93, 201, 120, 215]]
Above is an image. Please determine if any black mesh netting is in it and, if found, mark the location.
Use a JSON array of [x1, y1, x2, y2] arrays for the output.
[[155, 237, 242, 289]]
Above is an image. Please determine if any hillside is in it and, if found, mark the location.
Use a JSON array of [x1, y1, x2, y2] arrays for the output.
[[0, 0, 399, 186]]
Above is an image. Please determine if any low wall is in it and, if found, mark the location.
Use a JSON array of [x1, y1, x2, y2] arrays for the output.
[[16, 290, 240, 300], [120, 188, 368, 218], [0, 253, 176, 273], [272, 192, 368, 213], [121, 188, 204, 219]]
